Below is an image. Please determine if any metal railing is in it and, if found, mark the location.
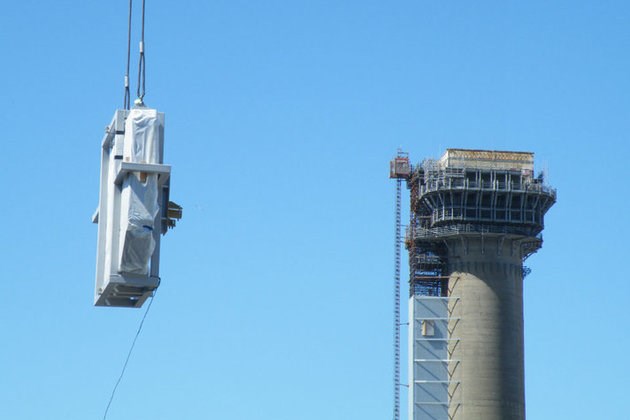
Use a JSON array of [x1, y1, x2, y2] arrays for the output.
[[408, 223, 544, 240], [419, 178, 557, 197], [429, 207, 544, 226]]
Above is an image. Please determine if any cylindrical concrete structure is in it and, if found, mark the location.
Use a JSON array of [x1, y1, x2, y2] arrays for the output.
[[405, 149, 556, 420], [447, 236, 525, 420]]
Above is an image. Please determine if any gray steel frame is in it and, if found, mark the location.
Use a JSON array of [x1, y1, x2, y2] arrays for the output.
[[92, 109, 171, 308]]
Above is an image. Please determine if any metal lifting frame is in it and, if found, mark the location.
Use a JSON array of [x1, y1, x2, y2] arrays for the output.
[[93, 109, 175, 308]]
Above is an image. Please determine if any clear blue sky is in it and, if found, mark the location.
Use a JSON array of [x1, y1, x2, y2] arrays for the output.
[[1, 1, 629, 419]]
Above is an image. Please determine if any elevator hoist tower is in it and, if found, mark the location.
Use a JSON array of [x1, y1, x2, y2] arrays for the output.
[[92, 107, 181, 308]]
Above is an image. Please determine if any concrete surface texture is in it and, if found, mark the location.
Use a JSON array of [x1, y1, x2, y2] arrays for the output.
[[447, 236, 525, 420]]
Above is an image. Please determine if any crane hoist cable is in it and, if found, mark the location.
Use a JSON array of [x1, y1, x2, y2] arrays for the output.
[[136, 0, 147, 104], [123, 0, 132, 110], [123, 0, 148, 109]]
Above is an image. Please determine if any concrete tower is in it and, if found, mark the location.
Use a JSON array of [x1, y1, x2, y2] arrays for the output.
[[404, 149, 556, 420]]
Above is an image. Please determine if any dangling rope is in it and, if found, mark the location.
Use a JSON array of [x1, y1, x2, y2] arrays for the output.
[[136, 0, 147, 104], [102, 292, 157, 420], [123, 0, 132, 110]]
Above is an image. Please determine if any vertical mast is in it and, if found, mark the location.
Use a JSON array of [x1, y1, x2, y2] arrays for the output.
[[392, 177, 402, 420], [389, 151, 411, 420]]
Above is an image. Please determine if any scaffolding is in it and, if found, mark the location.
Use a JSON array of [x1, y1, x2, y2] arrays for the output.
[[407, 149, 555, 261]]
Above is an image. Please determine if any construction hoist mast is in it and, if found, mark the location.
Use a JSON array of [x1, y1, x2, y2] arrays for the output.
[[389, 151, 411, 420]]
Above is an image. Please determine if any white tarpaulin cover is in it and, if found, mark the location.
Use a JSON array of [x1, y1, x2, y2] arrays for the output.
[[118, 108, 160, 274]]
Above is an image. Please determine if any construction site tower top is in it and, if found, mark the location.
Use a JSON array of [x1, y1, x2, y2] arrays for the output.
[[438, 148, 534, 172]]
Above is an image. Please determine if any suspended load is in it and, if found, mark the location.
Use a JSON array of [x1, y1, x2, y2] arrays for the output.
[[92, 106, 181, 308]]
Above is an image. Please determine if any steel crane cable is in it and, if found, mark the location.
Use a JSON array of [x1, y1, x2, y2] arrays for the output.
[[122, 0, 147, 107], [136, 0, 146, 103], [123, 0, 132, 110]]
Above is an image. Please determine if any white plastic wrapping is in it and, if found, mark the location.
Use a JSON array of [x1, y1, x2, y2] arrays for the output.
[[118, 108, 160, 274]]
